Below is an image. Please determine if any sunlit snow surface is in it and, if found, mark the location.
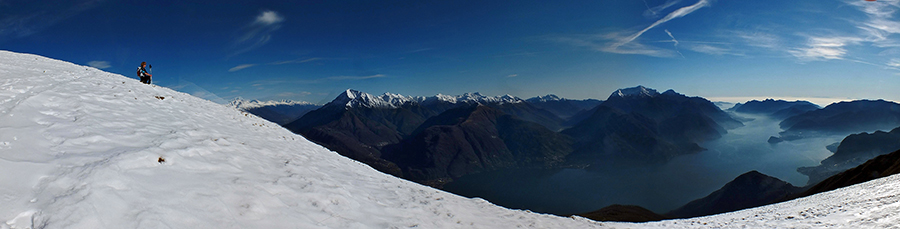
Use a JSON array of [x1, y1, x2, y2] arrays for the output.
[[0, 50, 898, 228]]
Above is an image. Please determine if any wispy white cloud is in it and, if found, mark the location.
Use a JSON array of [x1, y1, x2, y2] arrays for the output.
[[228, 64, 257, 72], [888, 58, 900, 68], [643, 0, 682, 18], [269, 58, 321, 65], [276, 91, 312, 97], [552, 33, 674, 57], [408, 48, 435, 53], [843, 0, 900, 47], [507, 74, 518, 78], [255, 11, 284, 25], [556, 0, 710, 58], [608, 0, 710, 52], [789, 36, 862, 61], [87, 61, 111, 69], [664, 29, 686, 58], [686, 44, 742, 56], [732, 30, 781, 50], [0, 0, 104, 42], [231, 10, 284, 57], [326, 74, 386, 80]]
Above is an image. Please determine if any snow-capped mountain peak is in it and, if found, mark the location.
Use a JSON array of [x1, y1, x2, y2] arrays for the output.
[[528, 94, 562, 102], [328, 89, 404, 109], [328, 89, 524, 109], [453, 92, 523, 104], [610, 85, 660, 99]]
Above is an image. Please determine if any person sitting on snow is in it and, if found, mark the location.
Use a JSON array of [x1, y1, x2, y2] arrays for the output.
[[137, 62, 152, 84]]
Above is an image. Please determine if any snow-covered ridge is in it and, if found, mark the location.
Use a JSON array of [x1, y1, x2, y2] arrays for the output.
[[610, 85, 660, 99], [229, 97, 315, 110], [526, 94, 562, 102], [328, 89, 524, 109], [0, 50, 607, 229]]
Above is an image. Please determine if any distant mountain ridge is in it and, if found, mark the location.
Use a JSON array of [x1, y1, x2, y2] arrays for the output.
[[562, 86, 743, 166], [525, 94, 602, 120], [728, 99, 819, 119], [327, 89, 525, 110], [284, 89, 571, 183], [229, 97, 316, 109], [230, 98, 320, 125], [284, 86, 742, 185], [779, 99, 900, 137]]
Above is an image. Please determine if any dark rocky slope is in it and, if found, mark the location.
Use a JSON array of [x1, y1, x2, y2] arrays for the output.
[[666, 171, 803, 218]]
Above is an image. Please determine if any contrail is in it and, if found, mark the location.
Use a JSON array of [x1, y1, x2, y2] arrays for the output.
[[610, 0, 710, 49]]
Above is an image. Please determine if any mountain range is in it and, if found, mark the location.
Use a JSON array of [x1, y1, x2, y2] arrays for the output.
[[525, 94, 602, 120], [775, 100, 900, 140], [563, 86, 742, 167], [230, 98, 320, 125], [279, 86, 743, 185], [728, 99, 819, 119]]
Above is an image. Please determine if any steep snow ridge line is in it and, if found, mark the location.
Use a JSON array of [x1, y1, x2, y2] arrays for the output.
[[0, 50, 611, 228], [638, 173, 900, 228]]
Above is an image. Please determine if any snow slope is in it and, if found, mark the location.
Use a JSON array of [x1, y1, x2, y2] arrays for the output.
[[1, 50, 899, 228], [0, 51, 610, 228]]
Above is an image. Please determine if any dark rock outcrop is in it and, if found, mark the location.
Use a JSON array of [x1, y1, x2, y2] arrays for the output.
[[667, 171, 803, 218], [383, 105, 572, 186], [794, 148, 900, 199], [574, 204, 668, 223]]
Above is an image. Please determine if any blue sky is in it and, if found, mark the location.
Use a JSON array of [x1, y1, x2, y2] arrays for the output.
[[2, 0, 899, 105]]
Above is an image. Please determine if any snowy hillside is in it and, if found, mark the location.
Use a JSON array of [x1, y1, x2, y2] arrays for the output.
[[0, 51, 604, 228], [1, 50, 899, 228]]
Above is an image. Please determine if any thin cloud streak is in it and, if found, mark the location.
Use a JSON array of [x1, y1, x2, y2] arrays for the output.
[[229, 64, 257, 72], [643, 0, 683, 18], [269, 58, 322, 65], [87, 61, 111, 69], [888, 59, 900, 68], [789, 36, 862, 61], [555, 0, 710, 58], [609, 0, 710, 51], [230, 10, 284, 57], [686, 44, 742, 56], [0, 0, 104, 42], [664, 29, 685, 58], [326, 74, 386, 81]]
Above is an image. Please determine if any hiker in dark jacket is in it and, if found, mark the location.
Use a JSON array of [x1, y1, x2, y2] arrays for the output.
[[137, 62, 152, 84]]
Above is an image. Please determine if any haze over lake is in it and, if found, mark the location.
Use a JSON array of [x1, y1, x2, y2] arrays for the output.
[[444, 112, 847, 215]]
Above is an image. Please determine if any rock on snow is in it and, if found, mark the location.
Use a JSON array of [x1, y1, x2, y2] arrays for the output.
[[1, 50, 899, 228]]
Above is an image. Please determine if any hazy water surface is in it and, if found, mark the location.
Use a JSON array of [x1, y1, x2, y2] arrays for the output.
[[443, 113, 845, 215]]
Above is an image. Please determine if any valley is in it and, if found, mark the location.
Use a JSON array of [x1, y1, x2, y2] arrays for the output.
[[244, 87, 900, 217], [443, 112, 846, 215]]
